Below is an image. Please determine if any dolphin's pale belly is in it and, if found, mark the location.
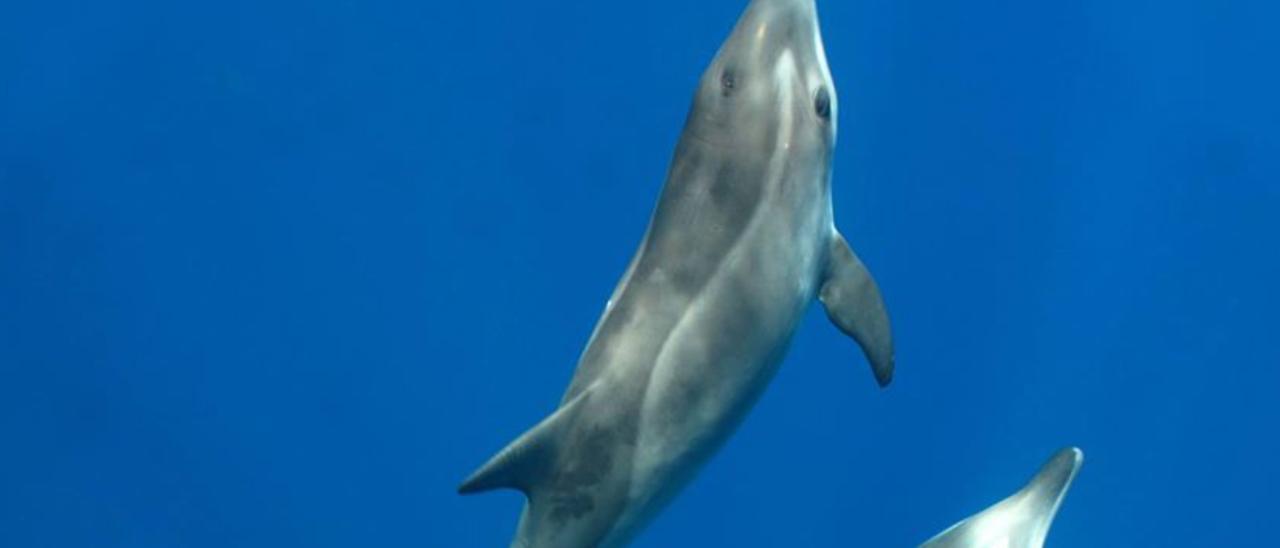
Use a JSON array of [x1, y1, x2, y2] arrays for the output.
[[588, 194, 828, 544], [536, 107, 836, 545]]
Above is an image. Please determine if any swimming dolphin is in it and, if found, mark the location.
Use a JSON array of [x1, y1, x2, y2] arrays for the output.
[[921, 447, 1084, 548], [459, 0, 893, 545]]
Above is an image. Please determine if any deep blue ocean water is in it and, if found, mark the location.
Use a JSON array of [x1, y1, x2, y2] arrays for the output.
[[3, 0, 1278, 546]]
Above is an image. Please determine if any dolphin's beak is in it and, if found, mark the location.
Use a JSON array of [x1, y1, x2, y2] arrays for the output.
[[1024, 446, 1084, 513]]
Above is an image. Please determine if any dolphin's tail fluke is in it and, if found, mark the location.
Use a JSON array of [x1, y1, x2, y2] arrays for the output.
[[457, 387, 594, 495]]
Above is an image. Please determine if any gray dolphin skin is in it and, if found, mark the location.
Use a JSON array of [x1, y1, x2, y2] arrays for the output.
[[921, 447, 1084, 548], [458, 0, 894, 546]]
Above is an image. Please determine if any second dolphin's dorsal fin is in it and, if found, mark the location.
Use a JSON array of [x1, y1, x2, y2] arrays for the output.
[[819, 232, 895, 387], [920, 447, 1084, 548], [457, 387, 594, 496]]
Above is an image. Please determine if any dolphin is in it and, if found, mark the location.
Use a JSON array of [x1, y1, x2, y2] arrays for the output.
[[921, 447, 1084, 548], [459, 0, 894, 545]]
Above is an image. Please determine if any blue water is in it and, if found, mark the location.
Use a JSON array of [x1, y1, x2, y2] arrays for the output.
[[3, 0, 1277, 546]]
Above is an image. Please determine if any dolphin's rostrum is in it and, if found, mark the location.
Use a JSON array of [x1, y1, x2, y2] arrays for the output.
[[459, 0, 894, 545], [921, 447, 1085, 548]]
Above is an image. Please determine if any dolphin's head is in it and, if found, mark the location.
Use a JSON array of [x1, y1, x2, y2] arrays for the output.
[[920, 447, 1085, 548], [686, 0, 837, 158]]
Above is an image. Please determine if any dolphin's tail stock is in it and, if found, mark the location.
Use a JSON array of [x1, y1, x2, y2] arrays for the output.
[[920, 447, 1083, 548]]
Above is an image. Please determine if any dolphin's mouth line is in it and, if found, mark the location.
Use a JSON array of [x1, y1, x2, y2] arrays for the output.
[[682, 121, 810, 153], [680, 110, 745, 149], [682, 126, 729, 149]]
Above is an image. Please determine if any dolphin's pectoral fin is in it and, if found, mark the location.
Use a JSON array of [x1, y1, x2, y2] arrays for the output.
[[819, 233, 894, 387], [457, 387, 594, 496]]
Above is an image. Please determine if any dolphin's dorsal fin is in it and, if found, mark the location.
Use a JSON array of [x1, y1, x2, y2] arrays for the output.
[[920, 447, 1084, 548], [457, 387, 594, 496], [819, 232, 895, 386]]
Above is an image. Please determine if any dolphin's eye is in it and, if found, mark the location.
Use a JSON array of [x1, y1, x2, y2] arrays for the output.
[[720, 69, 737, 96], [814, 87, 831, 120]]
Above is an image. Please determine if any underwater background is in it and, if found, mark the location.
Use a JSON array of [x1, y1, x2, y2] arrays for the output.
[[3, 0, 1278, 546]]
